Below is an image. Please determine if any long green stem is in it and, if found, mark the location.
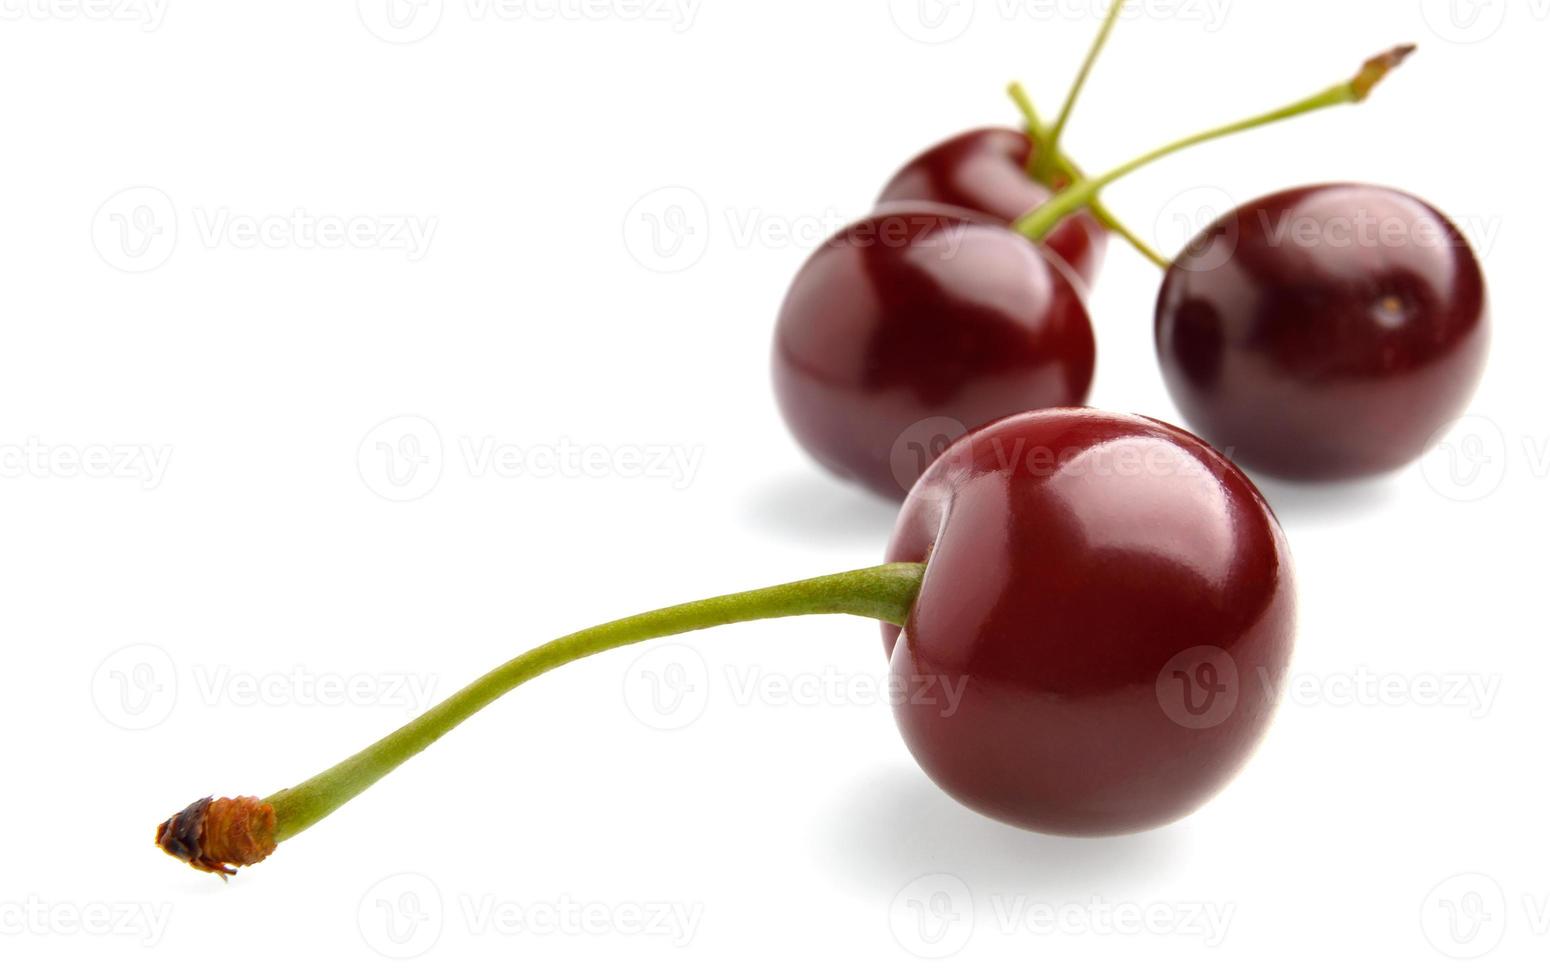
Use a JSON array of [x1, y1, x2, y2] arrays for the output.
[[1009, 81, 1168, 269], [238, 564, 926, 846], [1016, 45, 1416, 243], [1035, 0, 1128, 185]]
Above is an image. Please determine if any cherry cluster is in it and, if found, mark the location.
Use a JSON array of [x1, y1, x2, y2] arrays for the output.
[[773, 47, 1488, 495], [153, 19, 1494, 879]]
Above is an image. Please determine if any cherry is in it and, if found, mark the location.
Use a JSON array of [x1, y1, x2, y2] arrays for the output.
[[878, 127, 1108, 288], [885, 410, 1295, 835], [773, 205, 1094, 500], [1155, 184, 1489, 480], [154, 408, 1296, 877]]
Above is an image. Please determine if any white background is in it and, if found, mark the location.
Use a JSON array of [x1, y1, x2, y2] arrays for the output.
[[1, 0, 1544, 974]]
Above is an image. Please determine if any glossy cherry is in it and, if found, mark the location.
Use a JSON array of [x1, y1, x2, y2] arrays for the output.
[[773, 205, 1094, 500], [156, 407, 1298, 877], [885, 409, 1296, 835], [1156, 184, 1490, 481], [878, 127, 1108, 288]]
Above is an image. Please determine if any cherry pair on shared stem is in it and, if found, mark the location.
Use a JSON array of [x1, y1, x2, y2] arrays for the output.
[[156, 410, 1296, 877], [877, 1, 1161, 288], [774, 46, 1414, 500]]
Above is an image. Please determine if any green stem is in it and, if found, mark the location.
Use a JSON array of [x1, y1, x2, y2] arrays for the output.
[[1035, 0, 1128, 185], [1016, 45, 1416, 244], [261, 563, 926, 843], [1009, 82, 1168, 270]]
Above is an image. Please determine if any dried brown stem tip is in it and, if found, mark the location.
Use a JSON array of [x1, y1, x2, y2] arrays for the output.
[[156, 796, 277, 878], [1353, 44, 1417, 101]]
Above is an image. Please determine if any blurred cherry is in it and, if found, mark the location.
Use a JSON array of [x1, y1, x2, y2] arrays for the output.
[[773, 205, 1094, 500], [878, 127, 1107, 287], [1155, 184, 1489, 480]]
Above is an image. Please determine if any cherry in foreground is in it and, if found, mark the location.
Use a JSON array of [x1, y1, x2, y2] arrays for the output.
[[156, 410, 1296, 876], [1155, 184, 1489, 480]]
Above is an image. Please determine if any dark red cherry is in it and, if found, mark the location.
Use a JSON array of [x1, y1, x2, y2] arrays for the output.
[[879, 127, 1107, 288], [884, 409, 1296, 836], [773, 205, 1095, 500], [1156, 184, 1490, 481]]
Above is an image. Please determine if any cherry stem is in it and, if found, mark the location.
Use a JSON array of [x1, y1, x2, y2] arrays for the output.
[[204, 563, 926, 853], [1015, 45, 1417, 244], [1010, 81, 1168, 269], [1035, 0, 1128, 186]]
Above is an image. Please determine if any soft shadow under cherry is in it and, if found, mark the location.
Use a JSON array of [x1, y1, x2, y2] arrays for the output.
[[741, 470, 900, 547], [821, 767, 1187, 896]]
